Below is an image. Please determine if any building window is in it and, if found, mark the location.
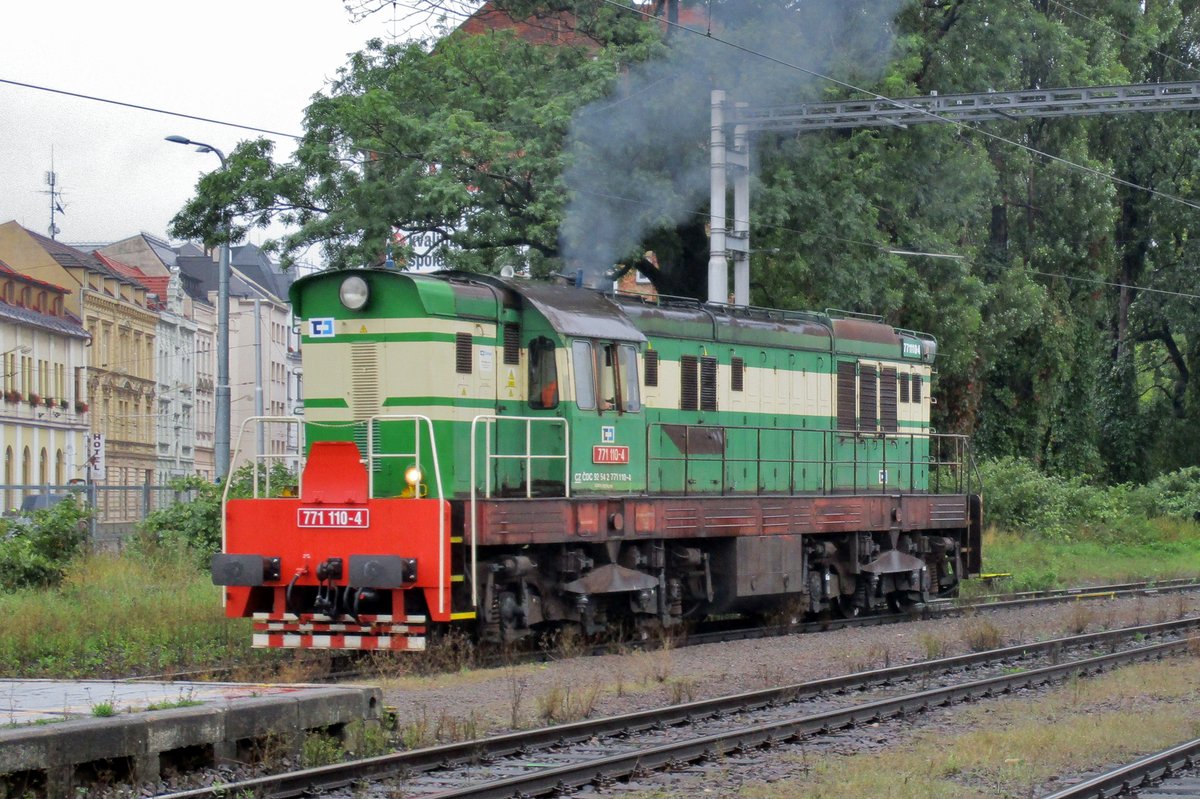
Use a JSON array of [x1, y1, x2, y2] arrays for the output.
[[616, 344, 640, 412]]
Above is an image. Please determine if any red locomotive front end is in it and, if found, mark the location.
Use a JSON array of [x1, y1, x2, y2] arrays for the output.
[[214, 441, 452, 651]]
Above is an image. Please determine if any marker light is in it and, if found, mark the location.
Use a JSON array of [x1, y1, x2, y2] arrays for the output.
[[404, 465, 423, 487], [339, 275, 369, 310]]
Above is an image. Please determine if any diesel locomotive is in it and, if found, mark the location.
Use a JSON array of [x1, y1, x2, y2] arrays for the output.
[[213, 268, 982, 650]]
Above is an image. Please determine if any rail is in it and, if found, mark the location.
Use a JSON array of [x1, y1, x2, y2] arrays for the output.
[[645, 423, 975, 496], [469, 415, 571, 606]]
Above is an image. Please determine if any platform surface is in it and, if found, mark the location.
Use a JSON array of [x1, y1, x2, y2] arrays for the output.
[[0, 678, 346, 726]]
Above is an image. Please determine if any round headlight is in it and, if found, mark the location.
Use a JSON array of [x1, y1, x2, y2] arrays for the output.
[[404, 465, 423, 486], [339, 275, 369, 310]]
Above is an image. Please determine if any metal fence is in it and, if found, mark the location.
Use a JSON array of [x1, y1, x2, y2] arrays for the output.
[[0, 482, 201, 548]]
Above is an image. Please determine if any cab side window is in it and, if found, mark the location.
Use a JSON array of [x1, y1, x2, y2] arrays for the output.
[[528, 336, 558, 409], [617, 344, 640, 412], [572, 339, 642, 413], [572, 340, 596, 410]]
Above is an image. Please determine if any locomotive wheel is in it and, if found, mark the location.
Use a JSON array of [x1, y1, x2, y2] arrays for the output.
[[833, 594, 860, 618], [888, 591, 927, 613]]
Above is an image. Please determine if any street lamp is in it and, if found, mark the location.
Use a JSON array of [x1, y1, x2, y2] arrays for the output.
[[166, 135, 231, 483]]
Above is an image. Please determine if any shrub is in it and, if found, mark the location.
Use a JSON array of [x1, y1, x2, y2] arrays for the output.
[[0, 495, 91, 591], [979, 458, 1200, 543], [136, 463, 299, 568], [1138, 467, 1200, 520], [137, 476, 222, 562]]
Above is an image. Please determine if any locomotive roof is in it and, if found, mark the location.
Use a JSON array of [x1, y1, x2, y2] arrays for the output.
[[292, 269, 933, 361], [497, 279, 647, 342]]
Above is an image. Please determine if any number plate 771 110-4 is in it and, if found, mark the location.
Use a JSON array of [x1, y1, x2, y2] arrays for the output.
[[296, 507, 370, 528]]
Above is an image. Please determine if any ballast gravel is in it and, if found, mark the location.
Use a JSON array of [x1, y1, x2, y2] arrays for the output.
[[377, 591, 1198, 736], [88, 590, 1199, 797]]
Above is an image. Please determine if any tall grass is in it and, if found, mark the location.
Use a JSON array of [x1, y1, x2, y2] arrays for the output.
[[0, 549, 256, 677]]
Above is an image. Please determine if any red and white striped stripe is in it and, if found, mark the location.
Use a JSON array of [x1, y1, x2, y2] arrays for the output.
[[250, 612, 429, 651], [252, 632, 426, 650]]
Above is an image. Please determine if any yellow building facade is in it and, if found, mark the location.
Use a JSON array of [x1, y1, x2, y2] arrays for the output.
[[0, 223, 158, 513], [0, 259, 90, 509]]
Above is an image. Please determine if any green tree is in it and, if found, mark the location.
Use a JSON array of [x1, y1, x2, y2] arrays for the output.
[[167, 0, 1200, 479], [169, 2, 659, 275]]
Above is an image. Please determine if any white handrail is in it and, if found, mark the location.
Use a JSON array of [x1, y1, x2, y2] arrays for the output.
[[366, 414, 448, 614], [221, 415, 305, 567], [469, 415, 570, 606]]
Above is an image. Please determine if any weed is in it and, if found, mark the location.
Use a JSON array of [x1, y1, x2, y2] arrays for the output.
[[961, 615, 1003, 652], [341, 719, 392, 759], [613, 664, 628, 698], [89, 702, 117, 718], [434, 709, 479, 742], [1065, 601, 1094, 635], [0, 550, 253, 679], [395, 706, 479, 748], [145, 687, 202, 711], [917, 632, 951, 660], [754, 661, 786, 687], [641, 641, 675, 684], [398, 708, 432, 749], [505, 662, 527, 730], [536, 680, 601, 723], [867, 643, 892, 669], [543, 625, 588, 660], [668, 677, 697, 704], [420, 628, 476, 674], [302, 730, 344, 768], [273, 655, 331, 684], [145, 697, 204, 711], [242, 732, 294, 769]]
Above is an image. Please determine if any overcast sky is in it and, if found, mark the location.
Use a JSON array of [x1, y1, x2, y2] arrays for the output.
[[0, 1, 417, 261]]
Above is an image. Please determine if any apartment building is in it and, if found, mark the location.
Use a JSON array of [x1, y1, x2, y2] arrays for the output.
[[0, 258, 89, 509]]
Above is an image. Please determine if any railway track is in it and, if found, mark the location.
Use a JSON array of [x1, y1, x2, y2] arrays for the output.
[[679, 575, 1200, 648], [156, 615, 1200, 799], [110, 577, 1198, 687], [1041, 738, 1200, 798]]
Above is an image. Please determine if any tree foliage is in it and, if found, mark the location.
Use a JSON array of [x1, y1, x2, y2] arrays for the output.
[[169, 1, 658, 275], [169, 0, 1200, 482]]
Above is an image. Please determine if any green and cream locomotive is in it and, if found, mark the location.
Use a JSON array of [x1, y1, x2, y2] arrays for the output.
[[214, 269, 981, 650]]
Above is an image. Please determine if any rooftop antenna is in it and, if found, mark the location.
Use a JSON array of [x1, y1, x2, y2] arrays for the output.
[[41, 147, 66, 240]]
